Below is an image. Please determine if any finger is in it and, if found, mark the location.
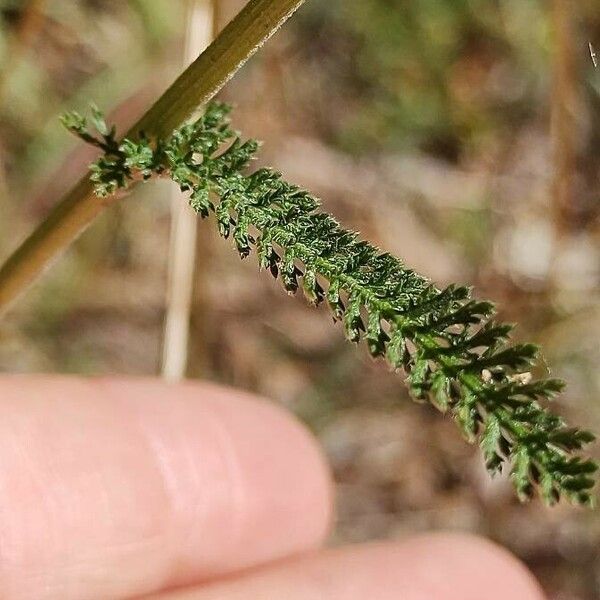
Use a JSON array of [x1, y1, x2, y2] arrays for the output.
[[0, 375, 332, 600], [150, 534, 546, 600]]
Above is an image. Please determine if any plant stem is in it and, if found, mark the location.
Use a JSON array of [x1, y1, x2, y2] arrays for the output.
[[0, 0, 306, 316], [551, 0, 578, 238], [162, 0, 217, 381]]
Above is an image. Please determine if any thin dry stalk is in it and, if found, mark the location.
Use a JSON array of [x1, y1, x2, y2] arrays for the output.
[[162, 0, 217, 381], [551, 0, 579, 238]]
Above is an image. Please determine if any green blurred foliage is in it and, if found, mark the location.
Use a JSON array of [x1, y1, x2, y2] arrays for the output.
[[296, 0, 591, 159], [0, 0, 181, 193]]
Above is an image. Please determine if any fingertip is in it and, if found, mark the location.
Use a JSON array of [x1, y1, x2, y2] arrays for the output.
[[180, 380, 336, 566], [0, 376, 334, 599], [390, 532, 546, 600], [154, 534, 546, 600], [89, 377, 336, 580]]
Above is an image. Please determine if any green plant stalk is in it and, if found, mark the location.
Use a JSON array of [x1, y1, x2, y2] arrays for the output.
[[0, 0, 305, 315]]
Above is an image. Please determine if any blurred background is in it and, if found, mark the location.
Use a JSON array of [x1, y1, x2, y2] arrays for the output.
[[0, 0, 599, 597]]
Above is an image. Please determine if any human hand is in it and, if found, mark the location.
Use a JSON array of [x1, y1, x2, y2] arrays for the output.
[[0, 376, 545, 599]]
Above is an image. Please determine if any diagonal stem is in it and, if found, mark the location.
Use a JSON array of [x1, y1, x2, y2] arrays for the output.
[[0, 0, 306, 316]]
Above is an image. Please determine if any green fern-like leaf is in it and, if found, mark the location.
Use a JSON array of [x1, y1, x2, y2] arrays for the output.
[[64, 102, 598, 506]]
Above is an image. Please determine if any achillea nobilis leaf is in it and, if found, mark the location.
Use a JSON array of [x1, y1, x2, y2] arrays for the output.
[[63, 102, 598, 506]]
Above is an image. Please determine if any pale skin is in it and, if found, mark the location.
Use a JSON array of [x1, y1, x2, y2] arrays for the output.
[[0, 376, 546, 599]]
